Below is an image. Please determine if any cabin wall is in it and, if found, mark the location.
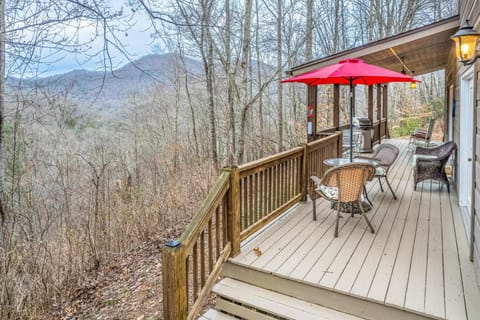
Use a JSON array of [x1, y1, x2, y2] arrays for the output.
[[473, 60, 480, 281], [458, 0, 480, 282], [460, 0, 480, 27]]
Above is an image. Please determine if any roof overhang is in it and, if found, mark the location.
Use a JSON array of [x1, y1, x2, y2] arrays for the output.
[[290, 16, 460, 77]]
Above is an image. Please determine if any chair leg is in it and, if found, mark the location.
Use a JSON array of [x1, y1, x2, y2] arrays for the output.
[[335, 201, 340, 237], [363, 186, 373, 206], [384, 177, 397, 200], [359, 200, 374, 234], [378, 177, 384, 192], [312, 197, 317, 221]]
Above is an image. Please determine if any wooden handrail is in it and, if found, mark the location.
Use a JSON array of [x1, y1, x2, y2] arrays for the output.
[[179, 172, 230, 251], [163, 170, 232, 320], [238, 146, 304, 173]]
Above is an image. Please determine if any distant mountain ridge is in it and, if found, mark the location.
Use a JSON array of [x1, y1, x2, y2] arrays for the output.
[[6, 53, 203, 111]]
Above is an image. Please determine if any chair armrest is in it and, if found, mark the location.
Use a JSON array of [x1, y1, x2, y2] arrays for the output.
[[310, 175, 322, 186], [411, 129, 427, 135], [414, 154, 440, 165]]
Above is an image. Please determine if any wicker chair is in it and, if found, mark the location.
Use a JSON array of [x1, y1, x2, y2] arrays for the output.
[[413, 141, 457, 192], [355, 143, 400, 200], [409, 117, 435, 146], [310, 163, 376, 237]]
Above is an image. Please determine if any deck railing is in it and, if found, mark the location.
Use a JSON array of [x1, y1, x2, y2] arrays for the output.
[[162, 132, 342, 319], [162, 171, 232, 320], [373, 118, 388, 142]]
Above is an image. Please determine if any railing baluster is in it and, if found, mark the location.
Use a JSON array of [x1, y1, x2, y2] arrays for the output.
[[200, 231, 206, 288], [276, 163, 280, 208], [268, 166, 273, 214], [193, 242, 198, 300], [208, 218, 213, 271], [215, 206, 221, 258], [222, 197, 228, 246], [253, 173, 260, 222], [248, 173, 253, 225], [242, 177, 247, 230]]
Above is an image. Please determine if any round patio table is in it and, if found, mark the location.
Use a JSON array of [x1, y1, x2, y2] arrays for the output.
[[323, 157, 378, 167]]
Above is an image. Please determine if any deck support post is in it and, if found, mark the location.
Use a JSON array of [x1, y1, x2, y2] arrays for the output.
[[162, 245, 188, 320], [227, 166, 241, 257], [377, 84, 382, 143], [301, 144, 309, 202], [307, 85, 317, 141], [383, 85, 389, 138], [336, 131, 343, 157], [368, 85, 374, 121], [333, 84, 340, 130]]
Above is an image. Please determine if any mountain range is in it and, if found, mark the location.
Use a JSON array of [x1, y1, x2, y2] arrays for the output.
[[6, 53, 203, 111]]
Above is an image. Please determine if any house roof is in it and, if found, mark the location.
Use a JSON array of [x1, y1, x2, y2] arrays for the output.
[[289, 16, 460, 77]]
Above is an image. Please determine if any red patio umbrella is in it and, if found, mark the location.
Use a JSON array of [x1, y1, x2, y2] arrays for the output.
[[282, 58, 418, 161]]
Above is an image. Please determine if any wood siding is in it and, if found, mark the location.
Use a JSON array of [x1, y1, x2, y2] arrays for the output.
[[474, 63, 480, 278], [459, 0, 480, 286], [461, 0, 480, 27]]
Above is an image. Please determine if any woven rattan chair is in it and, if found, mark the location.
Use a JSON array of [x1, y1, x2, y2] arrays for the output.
[[310, 163, 376, 237], [355, 143, 399, 200], [413, 141, 457, 192]]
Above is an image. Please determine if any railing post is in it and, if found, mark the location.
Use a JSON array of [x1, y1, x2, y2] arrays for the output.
[[225, 167, 241, 257], [337, 131, 343, 157], [301, 143, 308, 201], [162, 243, 188, 320]]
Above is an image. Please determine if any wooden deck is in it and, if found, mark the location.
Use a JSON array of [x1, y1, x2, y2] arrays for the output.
[[230, 139, 480, 320]]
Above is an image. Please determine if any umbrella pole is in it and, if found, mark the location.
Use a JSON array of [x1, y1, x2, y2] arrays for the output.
[[349, 78, 354, 162]]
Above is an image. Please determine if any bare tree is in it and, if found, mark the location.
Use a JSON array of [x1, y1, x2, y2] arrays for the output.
[[0, 0, 5, 223], [237, 0, 253, 163], [276, 0, 283, 152], [305, 0, 313, 61]]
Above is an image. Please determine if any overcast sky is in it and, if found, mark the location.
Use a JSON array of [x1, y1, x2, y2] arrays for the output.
[[21, 1, 165, 77]]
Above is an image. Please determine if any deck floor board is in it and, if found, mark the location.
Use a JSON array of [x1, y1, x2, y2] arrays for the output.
[[232, 139, 480, 320]]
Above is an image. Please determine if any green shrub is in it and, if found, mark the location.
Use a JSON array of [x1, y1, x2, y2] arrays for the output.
[[391, 117, 423, 137]]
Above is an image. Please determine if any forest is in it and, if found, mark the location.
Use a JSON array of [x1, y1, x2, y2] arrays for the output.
[[0, 0, 455, 319]]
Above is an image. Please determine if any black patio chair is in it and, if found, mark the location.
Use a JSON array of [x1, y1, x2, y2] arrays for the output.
[[413, 141, 457, 192]]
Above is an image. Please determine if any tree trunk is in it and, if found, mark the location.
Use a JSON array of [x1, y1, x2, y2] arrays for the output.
[[200, 0, 219, 169], [256, 0, 264, 158], [180, 49, 199, 158], [276, 0, 283, 152], [0, 0, 5, 223], [306, 0, 313, 61], [237, 0, 253, 164], [333, 0, 339, 52], [225, 0, 236, 162]]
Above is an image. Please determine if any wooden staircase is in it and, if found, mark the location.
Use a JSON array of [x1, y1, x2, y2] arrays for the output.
[[200, 261, 438, 320], [211, 277, 365, 320]]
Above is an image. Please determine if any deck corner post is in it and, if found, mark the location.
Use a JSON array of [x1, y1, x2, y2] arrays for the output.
[[226, 166, 241, 257], [336, 131, 343, 157], [301, 143, 309, 202], [162, 244, 188, 320]]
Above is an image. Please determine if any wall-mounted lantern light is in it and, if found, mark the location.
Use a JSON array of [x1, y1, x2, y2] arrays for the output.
[[451, 20, 480, 65]]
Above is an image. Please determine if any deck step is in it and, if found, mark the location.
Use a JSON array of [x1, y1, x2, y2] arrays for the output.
[[199, 309, 238, 320], [213, 277, 365, 320]]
